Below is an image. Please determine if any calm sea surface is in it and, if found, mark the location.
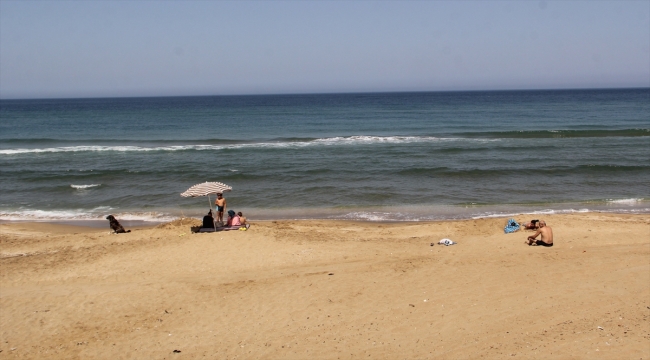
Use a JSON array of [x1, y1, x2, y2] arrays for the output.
[[1, 89, 649, 223]]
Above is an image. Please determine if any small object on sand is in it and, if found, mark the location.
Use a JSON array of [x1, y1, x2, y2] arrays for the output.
[[438, 238, 457, 246], [409, 304, 415, 307], [328, 273, 334, 275], [504, 218, 520, 233], [598, 326, 604, 330], [173, 349, 181, 353], [430, 243, 435, 246]]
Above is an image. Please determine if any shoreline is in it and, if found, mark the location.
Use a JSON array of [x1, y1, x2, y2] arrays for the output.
[[0, 219, 163, 229], [1, 205, 649, 229]]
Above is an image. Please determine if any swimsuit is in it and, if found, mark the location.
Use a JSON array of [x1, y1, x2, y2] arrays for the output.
[[216, 205, 224, 212], [535, 240, 553, 247]]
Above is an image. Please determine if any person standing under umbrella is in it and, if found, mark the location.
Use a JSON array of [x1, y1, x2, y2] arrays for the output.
[[214, 193, 227, 225]]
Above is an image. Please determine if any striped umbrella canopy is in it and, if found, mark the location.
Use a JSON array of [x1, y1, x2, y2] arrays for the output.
[[180, 181, 232, 198]]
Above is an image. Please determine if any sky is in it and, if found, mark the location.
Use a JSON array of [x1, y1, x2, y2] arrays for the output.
[[1, 1, 649, 99]]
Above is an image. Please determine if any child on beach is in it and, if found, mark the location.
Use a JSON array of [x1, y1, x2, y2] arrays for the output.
[[214, 193, 226, 224]]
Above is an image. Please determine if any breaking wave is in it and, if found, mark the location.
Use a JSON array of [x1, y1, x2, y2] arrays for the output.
[[2, 129, 647, 155], [606, 198, 644, 205], [0, 208, 176, 222], [70, 184, 101, 189], [0, 136, 492, 154]]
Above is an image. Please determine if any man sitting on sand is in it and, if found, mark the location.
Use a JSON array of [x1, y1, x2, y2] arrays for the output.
[[525, 220, 553, 247]]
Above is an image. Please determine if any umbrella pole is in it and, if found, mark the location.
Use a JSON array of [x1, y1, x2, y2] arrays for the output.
[[208, 195, 216, 231]]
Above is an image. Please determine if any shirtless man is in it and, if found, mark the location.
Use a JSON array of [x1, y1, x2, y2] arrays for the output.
[[525, 220, 553, 247], [214, 193, 227, 224]]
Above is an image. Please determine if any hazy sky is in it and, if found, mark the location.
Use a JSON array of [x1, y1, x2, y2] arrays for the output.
[[1, 1, 648, 99]]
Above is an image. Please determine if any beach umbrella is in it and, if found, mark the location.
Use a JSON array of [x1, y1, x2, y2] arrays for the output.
[[181, 181, 232, 198], [181, 181, 232, 231]]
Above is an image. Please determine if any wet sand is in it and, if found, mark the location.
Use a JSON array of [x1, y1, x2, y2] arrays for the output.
[[1, 213, 649, 359]]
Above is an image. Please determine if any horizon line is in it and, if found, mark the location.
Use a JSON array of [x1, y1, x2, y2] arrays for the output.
[[1, 85, 648, 101]]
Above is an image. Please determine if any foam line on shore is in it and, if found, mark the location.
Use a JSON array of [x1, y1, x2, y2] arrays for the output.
[[2, 200, 648, 223]]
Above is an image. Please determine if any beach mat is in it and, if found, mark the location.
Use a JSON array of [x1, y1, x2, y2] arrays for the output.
[[196, 224, 249, 233]]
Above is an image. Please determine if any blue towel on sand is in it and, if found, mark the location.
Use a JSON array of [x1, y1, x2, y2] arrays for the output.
[[504, 218, 520, 234]]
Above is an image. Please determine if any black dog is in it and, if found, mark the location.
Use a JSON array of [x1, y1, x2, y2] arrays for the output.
[[106, 215, 131, 233]]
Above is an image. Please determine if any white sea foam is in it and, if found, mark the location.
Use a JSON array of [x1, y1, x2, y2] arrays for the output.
[[0, 136, 496, 155], [336, 211, 438, 222], [339, 212, 398, 222], [471, 208, 591, 219], [306, 204, 650, 222], [70, 184, 101, 189], [606, 198, 644, 205], [314, 136, 444, 145], [0, 209, 108, 220], [104, 212, 177, 222], [3, 202, 647, 223], [610, 208, 650, 213], [0, 208, 175, 222]]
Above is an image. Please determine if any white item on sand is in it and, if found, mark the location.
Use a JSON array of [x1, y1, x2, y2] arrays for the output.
[[438, 238, 457, 246]]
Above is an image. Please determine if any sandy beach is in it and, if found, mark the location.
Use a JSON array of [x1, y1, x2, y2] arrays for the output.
[[1, 213, 649, 359]]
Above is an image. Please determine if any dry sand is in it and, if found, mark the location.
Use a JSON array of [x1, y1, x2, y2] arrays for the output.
[[1, 213, 649, 359]]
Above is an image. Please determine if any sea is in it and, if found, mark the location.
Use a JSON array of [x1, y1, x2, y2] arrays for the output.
[[1, 88, 649, 226]]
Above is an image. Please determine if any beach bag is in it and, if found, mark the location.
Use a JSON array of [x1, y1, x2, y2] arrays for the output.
[[504, 218, 520, 234]]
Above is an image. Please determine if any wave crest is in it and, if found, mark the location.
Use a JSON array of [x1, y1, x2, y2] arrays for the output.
[[0, 208, 175, 222], [70, 184, 101, 189], [0, 136, 492, 155], [3, 129, 646, 155], [607, 198, 644, 205]]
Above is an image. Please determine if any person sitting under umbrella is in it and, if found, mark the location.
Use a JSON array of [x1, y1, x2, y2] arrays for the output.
[[202, 209, 214, 228], [237, 212, 246, 226], [226, 210, 241, 227]]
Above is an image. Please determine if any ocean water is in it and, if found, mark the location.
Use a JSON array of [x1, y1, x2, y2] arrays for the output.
[[1, 89, 649, 223]]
